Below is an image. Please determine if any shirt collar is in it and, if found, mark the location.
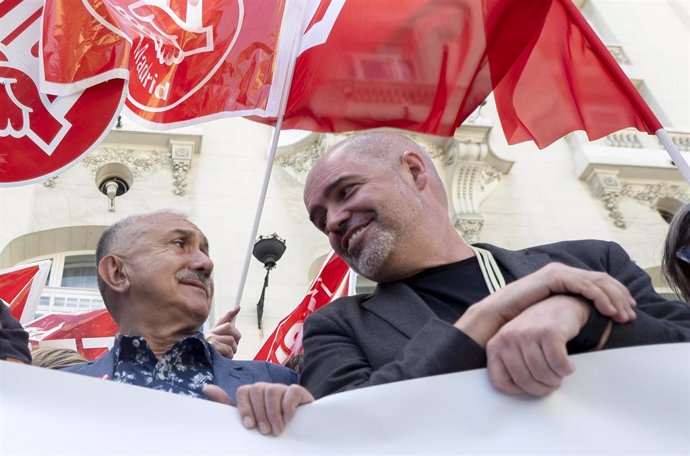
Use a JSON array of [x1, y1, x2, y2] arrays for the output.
[[114, 331, 213, 364]]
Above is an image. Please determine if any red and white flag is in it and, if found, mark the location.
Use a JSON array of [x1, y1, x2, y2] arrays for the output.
[[0, 0, 125, 186], [255, 251, 350, 365], [0, 260, 51, 324], [40, 0, 338, 129], [26, 309, 119, 361], [276, 0, 662, 148]]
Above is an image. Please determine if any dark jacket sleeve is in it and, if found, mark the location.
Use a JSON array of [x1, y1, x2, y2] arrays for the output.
[[602, 241, 690, 347], [300, 302, 486, 400], [0, 301, 31, 364]]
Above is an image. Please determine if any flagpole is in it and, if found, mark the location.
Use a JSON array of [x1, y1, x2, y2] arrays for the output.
[[656, 129, 690, 185], [232, 5, 307, 311]]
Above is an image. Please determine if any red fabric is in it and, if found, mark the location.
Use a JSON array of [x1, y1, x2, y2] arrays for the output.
[[26, 309, 119, 361], [277, 0, 553, 136], [493, 0, 662, 148], [0, 266, 38, 320], [254, 252, 350, 365], [41, 0, 289, 126]]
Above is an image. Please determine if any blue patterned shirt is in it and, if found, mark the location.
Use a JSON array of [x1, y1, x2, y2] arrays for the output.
[[112, 332, 214, 398]]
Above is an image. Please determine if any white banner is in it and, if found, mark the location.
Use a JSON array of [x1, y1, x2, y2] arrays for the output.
[[1, 343, 689, 455]]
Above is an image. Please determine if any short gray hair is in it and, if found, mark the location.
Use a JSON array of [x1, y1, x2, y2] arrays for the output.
[[95, 210, 188, 302]]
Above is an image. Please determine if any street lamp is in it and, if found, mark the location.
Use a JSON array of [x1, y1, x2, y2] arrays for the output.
[[252, 233, 286, 338]]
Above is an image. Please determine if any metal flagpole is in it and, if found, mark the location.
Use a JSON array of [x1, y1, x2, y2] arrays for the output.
[[656, 129, 690, 185], [232, 5, 308, 310]]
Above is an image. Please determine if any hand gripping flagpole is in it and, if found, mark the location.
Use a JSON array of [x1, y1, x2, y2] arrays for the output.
[[232, 3, 310, 311]]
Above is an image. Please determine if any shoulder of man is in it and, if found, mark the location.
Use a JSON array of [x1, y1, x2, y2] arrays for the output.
[[211, 349, 299, 385], [59, 351, 112, 376], [304, 293, 375, 324], [479, 239, 618, 264]]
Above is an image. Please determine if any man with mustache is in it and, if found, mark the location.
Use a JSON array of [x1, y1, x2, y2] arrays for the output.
[[58, 210, 312, 436], [301, 132, 690, 400]]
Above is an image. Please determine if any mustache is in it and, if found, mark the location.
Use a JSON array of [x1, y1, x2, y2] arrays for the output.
[[176, 270, 211, 295]]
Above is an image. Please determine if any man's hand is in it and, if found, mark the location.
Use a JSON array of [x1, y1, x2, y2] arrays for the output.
[[485, 295, 591, 397], [455, 263, 636, 347], [202, 383, 314, 436], [205, 307, 241, 359]]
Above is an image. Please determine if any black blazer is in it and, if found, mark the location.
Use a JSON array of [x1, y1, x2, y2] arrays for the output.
[[301, 240, 690, 399]]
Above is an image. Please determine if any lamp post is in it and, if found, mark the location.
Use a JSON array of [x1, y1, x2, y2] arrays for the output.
[[252, 233, 286, 339]]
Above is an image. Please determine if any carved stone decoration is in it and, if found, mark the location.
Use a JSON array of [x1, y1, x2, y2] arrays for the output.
[[669, 132, 690, 152], [276, 135, 327, 184], [587, 170, 626, 228], [170, 141, 194, 196], [42, 176, 59, 188], [82, 142, 198, 197], [620, 182, 690, 209], [171, 160, 190, 196], [601, 192, 626, 228], [82, 145, 169, 177], [605, 131, 642, 148], [454, 217, 484, 243], [589, 171, 690, 228]]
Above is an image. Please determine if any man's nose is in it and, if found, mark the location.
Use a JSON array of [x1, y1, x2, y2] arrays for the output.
[[191, 249, 214, 276], [325, 206, 350, 236]]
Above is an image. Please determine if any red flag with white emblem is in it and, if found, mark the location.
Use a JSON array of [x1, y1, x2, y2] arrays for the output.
[[254, 251, 350, 366], [0, 0, 126, 186], [26, 309, 119, 361], [40, 0, 322, 129], [0, 260, 51, 324]]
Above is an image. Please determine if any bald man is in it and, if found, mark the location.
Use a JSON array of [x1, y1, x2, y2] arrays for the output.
[[301, 132, 690, 399]]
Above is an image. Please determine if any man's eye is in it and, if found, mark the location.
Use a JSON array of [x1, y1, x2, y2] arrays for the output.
[[172, 239, 185, 247], [341, 184, 357, 198]]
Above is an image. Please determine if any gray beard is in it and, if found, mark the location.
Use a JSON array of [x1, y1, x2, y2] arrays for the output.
[[346, 227, 396, 279]]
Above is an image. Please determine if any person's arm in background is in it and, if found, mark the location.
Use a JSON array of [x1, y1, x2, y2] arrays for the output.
[[600, 241, 690, 347]]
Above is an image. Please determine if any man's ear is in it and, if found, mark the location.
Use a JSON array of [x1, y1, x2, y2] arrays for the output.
[[401, 151, 429, 191], [98, 255, 130, 293]]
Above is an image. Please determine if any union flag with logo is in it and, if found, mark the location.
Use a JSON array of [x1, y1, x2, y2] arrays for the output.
[[254, 251, 350, 366], [0, 0, 126, 186], [40, 0, 333, 129]]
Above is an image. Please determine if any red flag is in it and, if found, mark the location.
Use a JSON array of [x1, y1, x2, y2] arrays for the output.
[[279, 0, 553, 136], [0, 0, 125, 186], [255, 252, 350, 365], [0, 261, 51, 323], [276, 0, 661, 149], [493, 0, 662, 148], [25, 309, 119, 361], [40, 0, 312, 128]]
